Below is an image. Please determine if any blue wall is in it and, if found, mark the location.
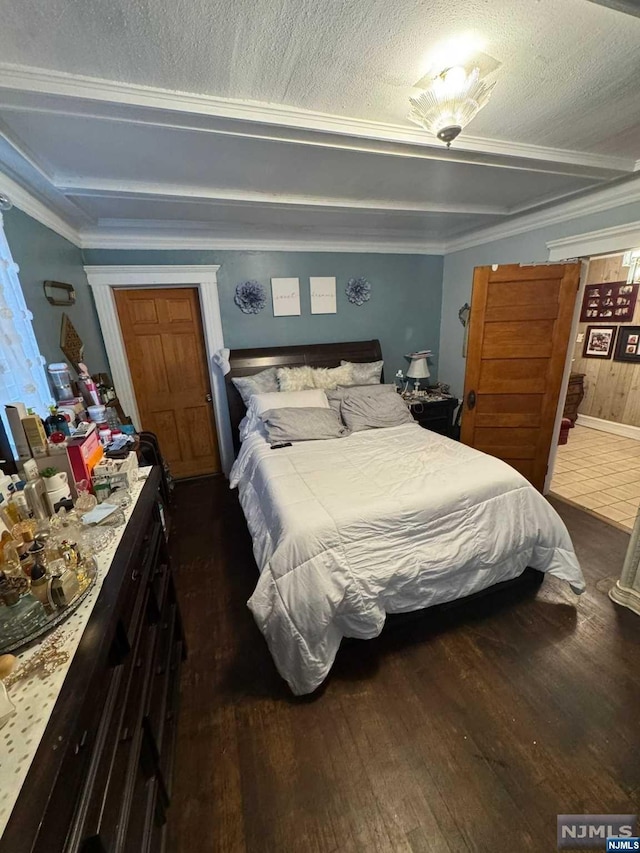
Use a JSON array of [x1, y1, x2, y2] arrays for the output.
[[3, 208, 109, 374], [439, 200, 640, 397], [82, 249, 444, 380]]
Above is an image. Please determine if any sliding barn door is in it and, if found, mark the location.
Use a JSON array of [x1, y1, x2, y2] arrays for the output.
[[461, 263, 581, 491]]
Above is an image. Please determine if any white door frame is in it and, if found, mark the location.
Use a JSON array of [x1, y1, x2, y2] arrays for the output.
[[84, 264, 234, 477], [547, 220, 640, 616]]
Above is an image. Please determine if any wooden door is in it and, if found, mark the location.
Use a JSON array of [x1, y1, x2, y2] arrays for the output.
[[461, 263, 581, 491], [115, 287, 221, 478]]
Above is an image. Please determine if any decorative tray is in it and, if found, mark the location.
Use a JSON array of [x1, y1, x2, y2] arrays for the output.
[[0, 571, 97, 656]]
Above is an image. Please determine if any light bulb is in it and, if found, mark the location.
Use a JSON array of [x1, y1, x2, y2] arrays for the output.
[[442, 65, 468, 91]]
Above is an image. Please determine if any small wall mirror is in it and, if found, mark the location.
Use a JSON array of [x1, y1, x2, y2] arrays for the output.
[[44, 280, 76, 306]]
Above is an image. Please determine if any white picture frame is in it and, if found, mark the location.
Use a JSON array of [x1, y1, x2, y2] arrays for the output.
[[271, 278, 301, 316], [310, 277, 337, 314]]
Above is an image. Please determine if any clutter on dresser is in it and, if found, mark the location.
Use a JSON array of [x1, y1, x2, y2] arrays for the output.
[[0, 359, 144, 657]]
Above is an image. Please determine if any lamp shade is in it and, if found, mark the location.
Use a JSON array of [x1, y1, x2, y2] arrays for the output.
[[406, 357, 430, 379]]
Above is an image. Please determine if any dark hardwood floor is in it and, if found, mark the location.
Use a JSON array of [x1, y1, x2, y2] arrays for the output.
[[166, 478, 640, 853]]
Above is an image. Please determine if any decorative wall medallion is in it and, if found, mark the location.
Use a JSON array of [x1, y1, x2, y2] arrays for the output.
[[234, 280, 266, 314], [346, 277, 371, 306]]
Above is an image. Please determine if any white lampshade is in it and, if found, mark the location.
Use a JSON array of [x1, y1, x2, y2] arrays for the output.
[[406, 357, 430, 379]]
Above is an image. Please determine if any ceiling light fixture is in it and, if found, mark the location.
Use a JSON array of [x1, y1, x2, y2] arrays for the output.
[[408, 64, 496, 147]]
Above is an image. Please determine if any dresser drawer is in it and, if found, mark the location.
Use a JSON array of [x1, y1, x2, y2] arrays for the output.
[[32, 666, 117, 853], [119, 519, 162, 647], [77, 604, 156, 852]]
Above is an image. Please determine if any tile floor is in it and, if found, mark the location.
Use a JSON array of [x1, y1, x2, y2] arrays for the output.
[[550, 424, 640, 531]]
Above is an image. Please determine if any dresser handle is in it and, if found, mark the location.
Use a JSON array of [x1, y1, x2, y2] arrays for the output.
[[131, 568, 140, 582], [74, 729, 88, 755]]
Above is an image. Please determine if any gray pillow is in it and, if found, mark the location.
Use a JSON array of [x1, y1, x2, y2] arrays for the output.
[[326, 383, 397, 414], [232, 367, 279, 405], [340, 359, 383, 385], [340, 392, 414, 432], [260, 407, 351, 445]]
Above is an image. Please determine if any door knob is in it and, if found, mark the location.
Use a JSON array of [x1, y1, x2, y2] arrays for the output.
[[205, 393, 212, 403], [467, 390, 476, 410]]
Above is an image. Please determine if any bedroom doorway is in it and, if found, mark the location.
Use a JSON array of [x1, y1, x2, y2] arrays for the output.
[[460, 262, 582, 492], [548, 251, 640, 531], [114, 287, 221, 478]]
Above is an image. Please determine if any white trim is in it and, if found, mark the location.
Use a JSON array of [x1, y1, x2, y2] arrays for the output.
[[609, 582, 640, 617], [576, 414, 640, 441], [79, 229, 445, 254], [0, 63, 633, 174], [544, 261, 589, 494], [83, 264, 233, 477], [446, 175, 640, 254], [609, 503, 640, 616], [547, 220, 640, 260], [0, 170, 81, 245]]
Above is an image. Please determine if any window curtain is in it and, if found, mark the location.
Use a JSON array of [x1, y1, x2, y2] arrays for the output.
[[0, 212, 53, 449]]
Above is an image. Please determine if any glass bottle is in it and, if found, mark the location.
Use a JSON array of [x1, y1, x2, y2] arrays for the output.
[[9, 483, 33, 522], [0, 496, 14, 531], [44, 405, 70, 437], [3, 490, 21, 526], [0, 590, 47, 644], [30, 561, 53, 613]]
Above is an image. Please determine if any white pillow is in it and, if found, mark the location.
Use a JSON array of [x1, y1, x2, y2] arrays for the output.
[[249, 389, 330, 417], [240, 389, 330, 443], [277, 366, 315, 392], [311, 363, 353, 390]]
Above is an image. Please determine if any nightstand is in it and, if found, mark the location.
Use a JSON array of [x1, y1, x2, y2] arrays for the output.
[[406, 396, 459, 438]]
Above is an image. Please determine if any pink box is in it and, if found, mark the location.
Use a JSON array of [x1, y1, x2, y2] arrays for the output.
[[66, 427, 103, 486]]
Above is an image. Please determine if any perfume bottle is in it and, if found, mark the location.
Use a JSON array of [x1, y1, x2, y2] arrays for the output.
[[0, 590, 47, 644], [30, 561, 54, 614]]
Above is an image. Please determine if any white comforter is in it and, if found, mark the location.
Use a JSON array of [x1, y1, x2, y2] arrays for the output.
[[230, 424, 584, 695]]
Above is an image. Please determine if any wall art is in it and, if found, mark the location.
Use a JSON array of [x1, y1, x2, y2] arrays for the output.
[[234, 280, 266, 314], [579, 281, 638, 322], [310, 277, 337, 314], [614, 325, 640, 363], [271, 278, 301, 316], [582, 325, 617, 359], [346, 277, 371, 306]]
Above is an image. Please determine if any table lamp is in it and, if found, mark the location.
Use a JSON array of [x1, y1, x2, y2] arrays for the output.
[[406, 354, 431, 392]]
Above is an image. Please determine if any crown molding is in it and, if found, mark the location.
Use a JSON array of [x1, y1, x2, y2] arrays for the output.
[[444, 174, 640, 254], [547, 219, 640, 260], [0, 170, 81, 245], [0, 63, 634, 175], [79, 228, 445, 254]]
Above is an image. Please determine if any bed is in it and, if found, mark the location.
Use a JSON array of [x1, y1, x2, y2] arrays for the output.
[[226, 340, 585, 696]]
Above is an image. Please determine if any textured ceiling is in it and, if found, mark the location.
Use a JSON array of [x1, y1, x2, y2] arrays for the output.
[[0, 0, 639, 157], [0, 0, 638, 250]]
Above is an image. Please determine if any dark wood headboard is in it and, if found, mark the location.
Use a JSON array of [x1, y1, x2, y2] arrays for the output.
[[225, 339, 383, 452]]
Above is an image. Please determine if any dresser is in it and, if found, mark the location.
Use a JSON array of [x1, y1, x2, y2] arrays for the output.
[[562, 372, 585, 424], [0, 467, 185, 853]]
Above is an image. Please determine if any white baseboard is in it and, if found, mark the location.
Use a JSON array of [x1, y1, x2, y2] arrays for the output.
[[576, 414, 640, 442], [609, 581, 640, 617]]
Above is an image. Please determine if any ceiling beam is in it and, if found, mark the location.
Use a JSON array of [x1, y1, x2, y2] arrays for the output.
[[56, 180, 507, 218], [585, 0, 640, 17], [0, 63, 634, 177]]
